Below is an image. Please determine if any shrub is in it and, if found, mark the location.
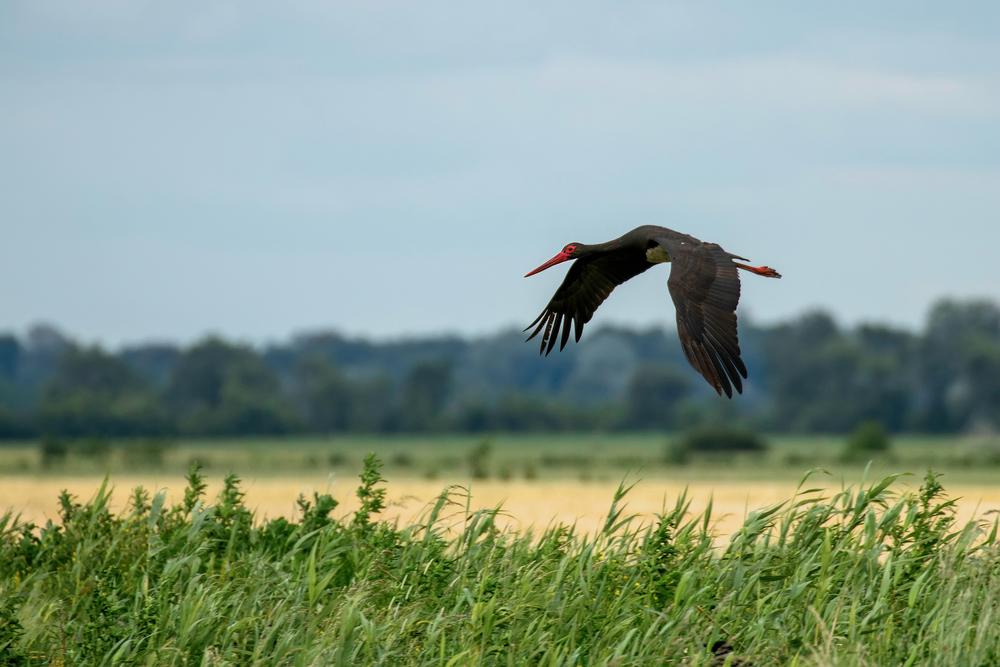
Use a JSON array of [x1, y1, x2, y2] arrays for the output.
[[682, 427, 768, 452], [76, 436, 111, 461], [842, 420, 891, 461], [663, 439, 691, 465], [468, 438, 491, 479], [39, 435, 67, 468], [123, 438, 170, 468], [392, 452, 414, 467]]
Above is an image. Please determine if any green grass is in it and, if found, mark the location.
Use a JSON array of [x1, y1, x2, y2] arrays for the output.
[[3, 432, 1000, 485], [1, 457, 999, 665]]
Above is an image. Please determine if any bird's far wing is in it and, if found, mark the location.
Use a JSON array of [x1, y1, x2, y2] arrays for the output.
[[657, 238, 747, 398], [525, 249, 652, 355]]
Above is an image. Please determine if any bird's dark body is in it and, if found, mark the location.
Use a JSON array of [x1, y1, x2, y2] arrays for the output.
[[524, 225, 780, 398]]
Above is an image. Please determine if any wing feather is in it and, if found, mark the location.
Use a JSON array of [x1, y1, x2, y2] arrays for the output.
[[547, 313, 563, 355], [657, 238, 748, 397], [525, 247, 653, 355]]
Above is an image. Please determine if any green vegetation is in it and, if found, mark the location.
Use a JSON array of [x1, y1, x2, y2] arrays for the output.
[[3, 297, 1000, 440], [681, 427, 768, 453], [842, 421, 892, 462], [4, 432, 1000, 485], [1, 458, 998, 665]]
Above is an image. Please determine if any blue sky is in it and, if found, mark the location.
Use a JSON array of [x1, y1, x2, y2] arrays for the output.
[[2, 2, 999, 346]]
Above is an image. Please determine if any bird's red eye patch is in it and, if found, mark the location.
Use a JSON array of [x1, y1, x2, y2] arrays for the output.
[[565, 245, 576, 254]]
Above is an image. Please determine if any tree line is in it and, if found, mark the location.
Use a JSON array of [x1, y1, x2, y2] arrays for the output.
[[0, 297, 998, 439]]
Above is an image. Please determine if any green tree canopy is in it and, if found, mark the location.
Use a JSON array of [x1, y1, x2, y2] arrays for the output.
[[35, 345, 168, 437], [625, 366, 690, 430], [166, 338, 300, 435]]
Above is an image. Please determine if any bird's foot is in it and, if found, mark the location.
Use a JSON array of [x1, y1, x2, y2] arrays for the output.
[[735, 263, 781, 278]]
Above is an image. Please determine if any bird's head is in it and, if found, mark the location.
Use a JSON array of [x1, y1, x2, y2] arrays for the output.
[[525, 243, 584, 277]]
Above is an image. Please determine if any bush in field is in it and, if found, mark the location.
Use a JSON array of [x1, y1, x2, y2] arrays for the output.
[[842, 419, 892, 461], [391, 452, 414, 467], [1, 458, 999, 666], [123, 438, 170, 468], [662, 439, 691, 465], [467, 438, 491, 479], [76, 436, 112, 461], [682, 427, 768, 452], [39, 435, 68, 468]]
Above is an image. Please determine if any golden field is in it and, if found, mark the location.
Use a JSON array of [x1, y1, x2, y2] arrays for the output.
[[4, 473, 1000, 539]]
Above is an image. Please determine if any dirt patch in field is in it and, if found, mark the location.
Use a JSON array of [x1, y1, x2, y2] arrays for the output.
[[3, 475, 999, 540]]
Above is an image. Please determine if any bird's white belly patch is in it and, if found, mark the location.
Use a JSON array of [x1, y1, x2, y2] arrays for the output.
[[646, 246, 671, 264]]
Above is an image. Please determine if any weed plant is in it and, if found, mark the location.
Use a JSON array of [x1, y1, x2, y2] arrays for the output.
[[0, 458, 998, 666]]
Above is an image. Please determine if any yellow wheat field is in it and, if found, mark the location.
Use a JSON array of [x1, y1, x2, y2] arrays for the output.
[[4, 473, 1000, 539]]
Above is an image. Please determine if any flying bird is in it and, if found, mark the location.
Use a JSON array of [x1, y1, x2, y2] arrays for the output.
[[524, 225, 781, 398]]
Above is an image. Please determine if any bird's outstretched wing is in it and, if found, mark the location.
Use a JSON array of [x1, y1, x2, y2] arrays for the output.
[[657, 237, 747, 398], [525, 249, 652, 355]]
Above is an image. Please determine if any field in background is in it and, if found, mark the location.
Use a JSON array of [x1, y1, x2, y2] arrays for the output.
[[3, 432, 1000, 481], [3, 433, 1000, 539], [5, 475, 1000, 545]]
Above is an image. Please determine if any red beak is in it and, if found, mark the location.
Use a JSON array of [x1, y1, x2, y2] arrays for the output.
[[525, 251, 572, 277]]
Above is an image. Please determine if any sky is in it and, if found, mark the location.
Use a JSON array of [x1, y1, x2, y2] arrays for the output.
[[2, 1, 999, 347]]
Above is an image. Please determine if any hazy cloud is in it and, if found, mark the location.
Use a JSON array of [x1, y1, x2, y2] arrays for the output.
[[2, 1, 999, 345]]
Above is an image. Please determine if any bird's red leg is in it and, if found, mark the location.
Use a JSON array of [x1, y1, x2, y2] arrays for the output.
[[734, 262, 781, 278]]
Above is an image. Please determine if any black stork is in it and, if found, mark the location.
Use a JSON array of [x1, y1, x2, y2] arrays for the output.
[[524, 225, 781, 398]]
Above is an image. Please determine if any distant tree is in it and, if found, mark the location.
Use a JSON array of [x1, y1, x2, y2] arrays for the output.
[[8, 296, 1000, 437], [0, 335, 20, 381], [166, 338, 300, 435], [455, 401, 493, 433], [166, 338, 252, 411], [288, 331, 468, 388], [963, 336, 1000, 429], [764, 311, 847, 431], [15, 325, 70, 407], [915, 299, 1000, 431], [120, 344, 181, 388], [295, 356, 356, 432], [34, 345, 170, 437], [27, 324, 69, 354], [47, 345, 145, 396], [494, 395, 580, 431], [762, 312, 916, 433], [0, 406, 31, 439], [624, 366, 690, 430], [294, 355, 391, 432], [851, 324, 915, 431], [456, 394, 591, 433], [397, 360, 452, 431]]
